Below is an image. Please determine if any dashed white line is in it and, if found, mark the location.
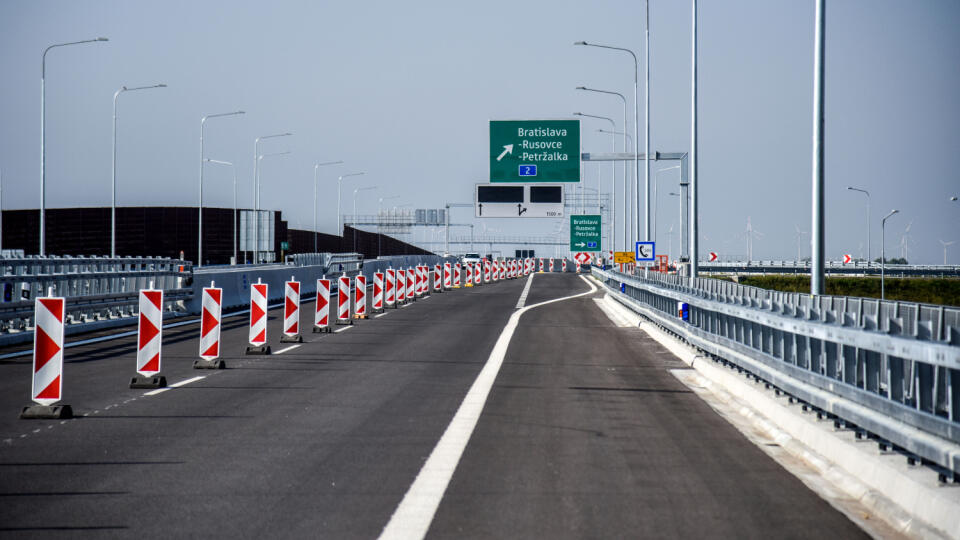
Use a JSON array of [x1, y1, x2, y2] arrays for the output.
[[274, 344, 302, 355], [515, 273, 535, 309], [375, 312, 390, 318], [334, 326, 354, 333], [144, 375, 206, 396]]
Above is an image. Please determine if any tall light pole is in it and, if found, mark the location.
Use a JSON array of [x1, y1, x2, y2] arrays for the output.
[[378, 195, 400, 258], [847, 186, 870, 264], [576, 86, 629, 248], [41, 37, 109, 256], [654, 165, 680, 244], [314, 161, 343, 253], [111, 84, 167, 258], [574, 113, 617, 253], [255, 151, 291, 263], [690, 0, 699, 280], [881, 209, 899, 300], [811, 0, 826, 295], [253, 133, 292, 263], [337, 172, 365, 237], [198, 111, 244, 267], [352, 186, 377, 253], [575, 40, 641, 243], [204, 159, 237, 264]]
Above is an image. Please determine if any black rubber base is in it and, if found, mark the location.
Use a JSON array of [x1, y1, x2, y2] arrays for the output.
[[20, 404, 73, 420], [280, 334, 303, 343], [194, 358, 226, 369], [130, 375, 167, 389], [336, 320, 354, 326], [312, 326, 332, 334], [245, 345, 272, 355]]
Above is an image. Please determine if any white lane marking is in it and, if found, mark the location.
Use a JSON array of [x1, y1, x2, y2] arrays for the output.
[[375, 312, 390, 318], [515, 273, 535, 309], [274, 344, 302, 355], [334, 325, 354, 333], [379, 275, 597, 540], [144, 375, 206, 396]]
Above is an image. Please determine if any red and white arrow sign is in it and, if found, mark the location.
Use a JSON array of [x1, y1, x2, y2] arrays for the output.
[[708, 252, 718, 262], [843, 254, 852, 264]]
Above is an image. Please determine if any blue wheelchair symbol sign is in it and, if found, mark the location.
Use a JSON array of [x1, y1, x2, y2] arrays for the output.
[[518, 164, 537, 177], [635, 241, 656, 262]]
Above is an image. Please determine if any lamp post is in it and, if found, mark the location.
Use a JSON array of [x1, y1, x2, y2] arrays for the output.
[[197, 111, 244, 267], [378, 195, 400, 258], [253, 133, 292, 263], [847, 186, 871, 264], [254, 151, 291, 263], [314, 161, 344, 253], [337, 172, 365, 237], [352, 186, 377, 253], [576, 86, 630, 248], [573, 113, 617, 253], [204, 159, 237, 264], [654, 165, 681, 244], [881, 209, 899, 300], [41, 37, 109, 256]]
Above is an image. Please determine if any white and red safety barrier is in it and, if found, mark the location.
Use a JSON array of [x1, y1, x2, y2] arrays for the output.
[[464, 263, 473, 286], [434, 264, 443, 292], [249, 280, 268, 348], [136, 288, 163, 377], [283, 278, 301, 338], [373, 272, 384, 311], [576, 261, 581, 273], [418, 265, 427, 296], [562, 259, 567, 272], [538, 258, 544, 272], [386, 268, 396, 307], [443, 262, 452, 288], [483, 260, 491, 282], [315, 278, 331, 332], [406, 267, 415, 301], [473, 262, 481, 285], [338, 274, 352, 323], [549, 258, 555, 273], [355, 275, 367, 318], [396, 268, 406, 304], [31, 294, 65, 406], [199, 285, 222, 360], [453, 263, 461, 288]]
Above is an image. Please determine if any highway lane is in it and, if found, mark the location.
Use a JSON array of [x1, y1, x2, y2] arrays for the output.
[[0, 272, 868, 538]]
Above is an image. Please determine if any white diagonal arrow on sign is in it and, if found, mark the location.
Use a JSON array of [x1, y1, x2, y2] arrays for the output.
[[496, 144, 513, 161]]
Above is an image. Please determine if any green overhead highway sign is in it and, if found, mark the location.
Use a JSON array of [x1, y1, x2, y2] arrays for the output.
[[570, 214, 601, 252], [490, 120, 580, 183]]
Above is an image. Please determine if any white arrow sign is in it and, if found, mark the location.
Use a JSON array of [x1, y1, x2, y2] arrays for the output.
[[496, 144, 514, 162], [575, 242, 586, 248]]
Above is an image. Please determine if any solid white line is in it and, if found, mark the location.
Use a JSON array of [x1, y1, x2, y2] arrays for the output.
[[274, 344, 301, 355], [515, 273, 535, 309], [144, 375, 206, 396], [378, 275, 597, 540]]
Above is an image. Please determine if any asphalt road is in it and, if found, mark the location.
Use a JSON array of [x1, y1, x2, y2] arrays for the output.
[[0, 272, 866, 538]]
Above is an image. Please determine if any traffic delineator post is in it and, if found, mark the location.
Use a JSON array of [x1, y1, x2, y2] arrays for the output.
[[313, 278, 332, 333], [576, 261, 581, 274], [549, 258, 555, 273], [434, 264, 443, 292], [474, 262, 482, 285], [21, 289, 72, 419], [337, 274, 353, 325], [130, 285, 166, 389], [464, 262, 473, 287], [246, 278, 271, 355], [406, 267, 416, 301], [281, 277, 304, 343], [354, 275, 367, 319], [386, 268, 396, 308], [373, 272, 384, 312], [453, 263, 461, 288], [562, 259, 567, 272], [195, 281, 225, 369], [396, 269, 406, 304], [538, 258, 544, 273], [417, 265, 427, 297], [443, 262, 452, 289]]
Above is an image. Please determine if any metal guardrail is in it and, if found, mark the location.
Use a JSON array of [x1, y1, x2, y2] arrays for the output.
[[699, 260, 960, 277], [594, 267, 960, 479]]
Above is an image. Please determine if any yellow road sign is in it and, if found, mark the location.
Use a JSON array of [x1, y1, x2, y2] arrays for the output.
[[614, 251, 634, 264]]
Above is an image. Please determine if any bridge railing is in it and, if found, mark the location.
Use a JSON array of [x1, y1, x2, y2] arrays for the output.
[[594, 266, 960, 479]]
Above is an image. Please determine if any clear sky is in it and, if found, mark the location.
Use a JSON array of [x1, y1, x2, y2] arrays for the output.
[[1, 0, 958, 263]]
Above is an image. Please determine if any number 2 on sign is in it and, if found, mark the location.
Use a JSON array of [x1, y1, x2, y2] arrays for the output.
[[519, 165, 537, 177]]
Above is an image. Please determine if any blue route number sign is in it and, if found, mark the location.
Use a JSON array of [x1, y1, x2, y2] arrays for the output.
[[518, 164, 537, 177]]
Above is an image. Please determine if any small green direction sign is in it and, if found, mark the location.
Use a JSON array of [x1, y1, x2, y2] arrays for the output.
[[570, 214, 601, 252], [490, 120, 580, 183]]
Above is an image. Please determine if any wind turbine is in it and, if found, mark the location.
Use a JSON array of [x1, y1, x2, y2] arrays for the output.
[[940, 239, 956, 265], [794, 224, 808, 262], [741, 216, 764, 262], [899, 220, 914, 261]]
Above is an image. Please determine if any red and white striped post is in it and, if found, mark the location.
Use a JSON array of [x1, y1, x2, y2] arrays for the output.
[[281, 277, 303, 343], [406, 267, 416, 302], [21, 290, 71, 419], [386, 268, 397, 308], [246, 279, 270, 354], [549, 258, 555, 273], [396, 268, 406, 304], [354, 275, 367, 319], [434, 264, 443, 292], [372, 272, 384, 312], [313, 278, 332, 333], [453, 263, 461, 288], [195, 282, 225, 369], [473, 262, 482, 285], [417, 265, 427, 296], [483, 260, 491, 283], [130, 285, 165, 388], [464, 262, 473, 287], [443, 262, 452, 289], [562, 259, 567, 272], [576, 261, 581, 274], [338, 274, 353, 325]]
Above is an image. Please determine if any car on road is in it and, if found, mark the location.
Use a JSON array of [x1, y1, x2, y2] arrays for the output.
[[462, 253, 482, 265]]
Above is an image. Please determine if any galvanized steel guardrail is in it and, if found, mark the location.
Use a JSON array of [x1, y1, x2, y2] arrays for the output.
[[699, 260, 960, 277], [594, 266, 960, 480]]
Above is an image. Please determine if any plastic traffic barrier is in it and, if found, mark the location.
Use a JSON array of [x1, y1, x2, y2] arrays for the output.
[[355, 275, 367, 319], [195, 283, 225, 369], [434, 264, 443, 292], [386, 268, 396, 308], [21, 291, 71, 419], [406, 267, 416, 302], [373, 272, 384, 312], [443, 263, 452, 289], [337, 274, 353, 325], [130, 287, 166, 389], [453, 263, 461, 288], [281, 278, 304, 343], [313, 278, 332, 333], [396, 269, 406, 304], [246, 279, 271, 354]]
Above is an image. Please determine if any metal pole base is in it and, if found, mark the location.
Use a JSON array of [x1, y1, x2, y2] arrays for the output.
[[280, 334, 304, 343], [312, 326, 332, 334], [130, 375, 167, 389], [245, 345, 272, 355], [194, 358, 226, 369], [21, 404, 73, 419]]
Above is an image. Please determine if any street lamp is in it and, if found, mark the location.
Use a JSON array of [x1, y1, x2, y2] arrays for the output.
[[253, 133, 292, 263], [378, 195, 400, 258], [576, 86, 630, 248], [197, 110, 244, 267], [314, 161, 344, 253], [881, 209, 899, 300], [352, 186, 377, 253], [847, 186, 871, 264], [337, 172, 365, 236], [654, 165, 680, 244], [574, 113, 617, 252], [204, 159, 237, 264], [41, 37, 109, 256]]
